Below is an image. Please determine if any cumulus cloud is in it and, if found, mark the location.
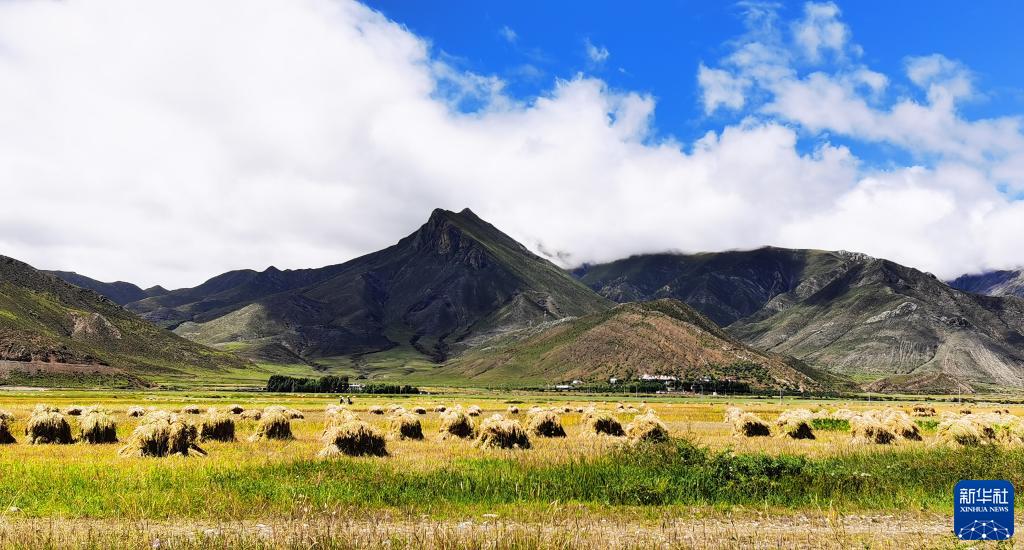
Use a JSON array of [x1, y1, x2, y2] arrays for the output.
[[792, 2, 851, 62], [499, 25, 517, 44], [0, 0, 1022, 289]]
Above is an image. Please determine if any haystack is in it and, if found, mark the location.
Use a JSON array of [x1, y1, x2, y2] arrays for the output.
[[879, 409, 922, 441], [368, 405, 384, 415], [181, 405, 201, 415], [248, 410, 293, 441], [775, 409, 815, 440], [830, 408, 858, 421], [79, 411, 118, 444], [227, 404, 244, 415], [936, 417, 984, 447], [438, 408, 475, 440], [199, 409, 236, 442], [850, 414, 896, 444], [127, 406, 146, 417], [723, 407, 743, 424], [386, 404, 404, 415], [412, 406, 427, 415], [0, 418, 16, 444], [911, 404, 937, 417], [64, 406, 84, 416], [319, 420, 388, 457], [433, 405, 447, 413], [507, 405, 520, 415], [584, 412, 625, 437], [528, 410, 566, 438], [626, 412, 670, 444], [240, 409, 262, 421], [732, 412, 771, 437], [118, 414, 206, 457], [389, 413, 424, 440], [285, 408, 304, 420], [26, 406, 73, 444], [475, 414, 531, 449], [467, 405, 482, 417], [0, 410, 13, 422]]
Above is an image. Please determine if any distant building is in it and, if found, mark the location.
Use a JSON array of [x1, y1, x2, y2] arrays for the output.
[[639, 374, 677, 382]]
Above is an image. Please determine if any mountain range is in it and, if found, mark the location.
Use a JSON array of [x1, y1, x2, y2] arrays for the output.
[[28, 208, 1024, 393], [949, 270, 1024, 299], [1, 256, 248, 387]]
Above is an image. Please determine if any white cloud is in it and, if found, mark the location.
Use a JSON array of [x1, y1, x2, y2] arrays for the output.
[[584, 38, 609, 64], [0, 0, 1022, 291], [499, 25, 517, 44], [792, 2, 850, 62], [697, 64, 749, 114]]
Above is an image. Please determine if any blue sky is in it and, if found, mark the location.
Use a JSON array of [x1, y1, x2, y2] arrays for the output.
[[368, 1, 1024, 155], [2, 0, 1023, 287]]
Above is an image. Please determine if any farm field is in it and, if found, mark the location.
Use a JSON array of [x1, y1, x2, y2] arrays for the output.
[[0, 390, 1020, 548]]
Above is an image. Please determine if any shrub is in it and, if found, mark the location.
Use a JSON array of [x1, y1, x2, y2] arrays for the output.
[[476, 414, 531, 449]]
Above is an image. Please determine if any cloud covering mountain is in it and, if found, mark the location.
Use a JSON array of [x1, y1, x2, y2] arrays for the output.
[[1, 0, 1022, 289]]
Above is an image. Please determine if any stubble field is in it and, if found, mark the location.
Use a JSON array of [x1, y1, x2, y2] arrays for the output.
[[0, 390, 1018, 549]]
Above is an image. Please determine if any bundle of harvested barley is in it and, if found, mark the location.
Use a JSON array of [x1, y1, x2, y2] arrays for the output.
[[285, 408, 304, 420], [240, 409, 262, 421], [584, 412, 625, 437], [723, 407, 743, 424], [732, 412, 771, 437], [226, 405, 244, 415], [506, 405, 520, 415], [26, 405, 73, 444], [775, 409, 815, 440], [936, 417, 984, 447], [389, 413, 424, 440], [248, 410, 293, 441], [626, 412, 669, 444], [79, 411, 118, 444], [118, 413, 206, 457], [126, 406, 146, 417], [830, 408, 858, 421], [438, 408, 475, 440], [386, 404, 404, 415], [911, 404, 937, 417], [433, 405, 447, 413], [467, 405, 482, 417], [64, 406, 84, 416], [879, 409, 922, 441], [850, 414, 896, 444], [319, 420, 388, 457], [0, 417, 15, 444], [412, 406, 427, 415], [368, 405, 385, 415], [475, 414, 531, 449], [527, 410, 566, 438], [527, 406, 545, 416], [199, 409, 236, 442], [181, 405, 201, 415]]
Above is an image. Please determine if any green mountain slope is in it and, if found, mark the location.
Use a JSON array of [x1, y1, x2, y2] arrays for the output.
[[0, 256, 250, 386], [443, 299, 845, 391], [166, 209, 612, 362], [576, 248, 1024, 390]]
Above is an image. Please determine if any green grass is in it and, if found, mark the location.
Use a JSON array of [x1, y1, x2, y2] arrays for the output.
[[811, 418, 850, 431], [1, 439, 1019, 519]]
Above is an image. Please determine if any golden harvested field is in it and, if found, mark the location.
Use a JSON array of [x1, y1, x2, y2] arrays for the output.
[[0, 390, 1018, 548]]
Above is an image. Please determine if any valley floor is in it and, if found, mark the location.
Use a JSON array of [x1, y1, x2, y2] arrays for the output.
[[0, 390, 1016, 548]]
